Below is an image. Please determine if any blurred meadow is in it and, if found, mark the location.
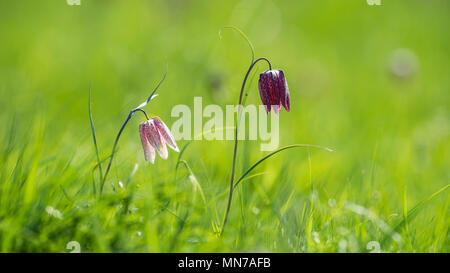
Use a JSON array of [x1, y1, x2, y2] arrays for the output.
[[0, 0, 449, 252]]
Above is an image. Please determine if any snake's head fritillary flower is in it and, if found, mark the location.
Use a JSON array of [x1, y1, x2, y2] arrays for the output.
[[258, 69, 290, 114], [139, 121, 155, 163], [139, 117, 179, 163]]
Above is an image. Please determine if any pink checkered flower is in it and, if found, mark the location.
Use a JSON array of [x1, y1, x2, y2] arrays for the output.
[[139, 117, 179, 163]]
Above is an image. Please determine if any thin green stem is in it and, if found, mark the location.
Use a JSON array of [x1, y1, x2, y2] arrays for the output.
[[100, 108, 149, 196], [219, 26, 255, 64], [99, 65, 167, 196], [89, 82, 103, 195], [221, 57, 271, 236]]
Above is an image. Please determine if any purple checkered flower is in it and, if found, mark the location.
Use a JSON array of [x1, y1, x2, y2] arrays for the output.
[[258, 69, 290, 114]]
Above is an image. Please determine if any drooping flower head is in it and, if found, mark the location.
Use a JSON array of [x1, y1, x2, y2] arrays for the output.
[[139, 117, 179, 163], [258, 69, 290, 114]]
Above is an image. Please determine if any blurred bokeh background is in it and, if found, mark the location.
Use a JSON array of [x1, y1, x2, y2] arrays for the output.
[[0, 0, 448, 252]]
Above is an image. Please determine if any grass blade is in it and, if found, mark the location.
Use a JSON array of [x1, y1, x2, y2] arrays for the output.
[[206, 172, 267, 208], [394, 184, 449, 231], [234, 144, 335, 189], [89, 82, 103, 194], [179, 159, 206, 205], [219, 26, 255, 63], [382, 184, 449, 245], [134, 62, 168, 109]]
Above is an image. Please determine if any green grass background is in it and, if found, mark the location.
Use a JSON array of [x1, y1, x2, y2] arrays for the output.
[[0, 0, 448, 252]]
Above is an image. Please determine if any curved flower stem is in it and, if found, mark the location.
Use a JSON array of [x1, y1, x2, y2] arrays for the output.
[[219, 26, 255, 64], [100, 108, 149, 196], [221, 57, 272, 236]]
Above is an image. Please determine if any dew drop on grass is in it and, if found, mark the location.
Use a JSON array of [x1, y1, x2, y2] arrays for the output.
[[328, 198, 337, 208], [338, 239, 347, 253], [388, 48, 419, 79], [312, 232, 321, 244], [252, 206, 260, 215], [309, 190, 318, 202], [45, 206, 63, 220]]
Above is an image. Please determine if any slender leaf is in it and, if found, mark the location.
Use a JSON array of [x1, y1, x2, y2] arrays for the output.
[[134, 62, 168, 109], [382, 184, 449, 245], [234, 144, 335, 189], [219, 26, 255, 63], [89, 83, 103, 194]]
